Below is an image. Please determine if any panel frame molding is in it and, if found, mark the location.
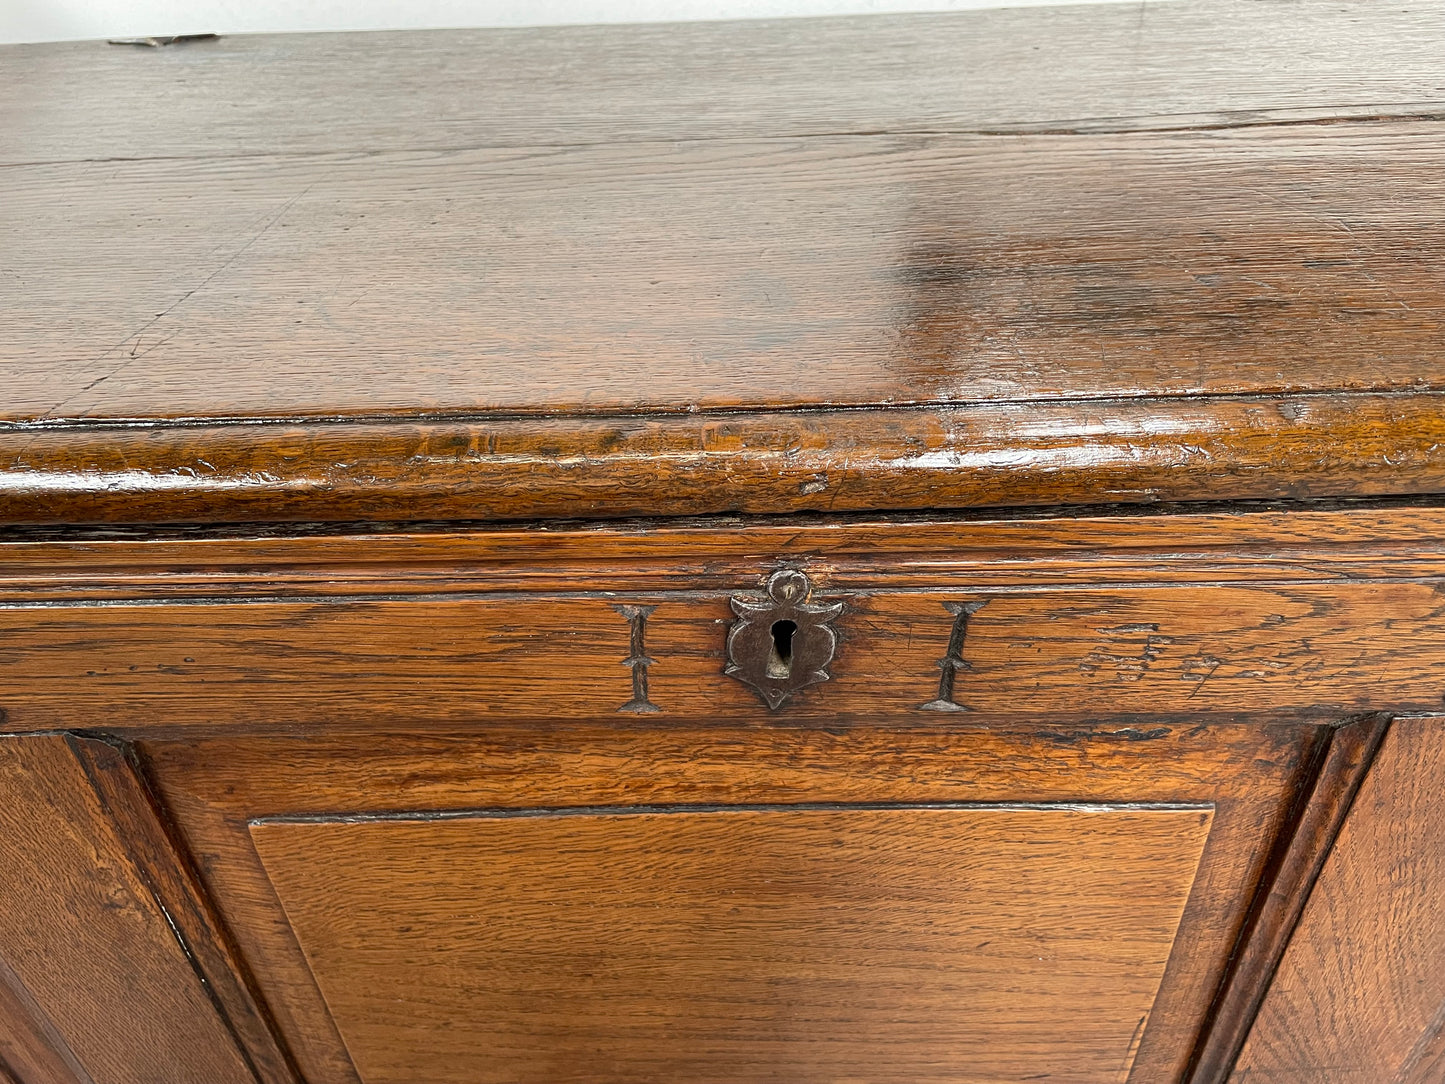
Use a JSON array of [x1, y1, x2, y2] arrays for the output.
[[137, 717, 1327, 1084], [65, 735, 302, 1084], [1184, 713, 1393, 1083]]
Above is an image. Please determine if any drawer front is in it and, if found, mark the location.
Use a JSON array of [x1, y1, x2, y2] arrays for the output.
[[3, 509, 1445, 734], [2, 506, 1443, 1083]]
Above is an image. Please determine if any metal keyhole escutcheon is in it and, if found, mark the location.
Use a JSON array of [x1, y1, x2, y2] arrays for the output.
[[724, 569, 845, 710]]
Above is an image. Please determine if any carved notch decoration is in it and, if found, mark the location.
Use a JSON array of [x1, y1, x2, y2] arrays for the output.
[[725, 569, 844, 710], [613, 604, 660, 713], [919, 599, 989, 712]]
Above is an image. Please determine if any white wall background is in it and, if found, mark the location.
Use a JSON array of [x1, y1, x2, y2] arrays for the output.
[[3, 0, 1158, 45]]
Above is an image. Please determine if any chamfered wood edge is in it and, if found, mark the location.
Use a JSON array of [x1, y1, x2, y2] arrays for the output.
[[3, 393, 1445, 527], [1397, 997, 1445, 1084], [0, 954, 92, 1084], [1181, 712, 1394, 1084], [63, 735, 302, 1084], [248, 797, 1218, 828]]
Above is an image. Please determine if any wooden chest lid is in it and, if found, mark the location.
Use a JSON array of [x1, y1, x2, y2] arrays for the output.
[[5, 0, 1445, 526]]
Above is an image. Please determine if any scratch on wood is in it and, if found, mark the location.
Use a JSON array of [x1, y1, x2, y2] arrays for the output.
[[1080, 622, 1175, 681], [42, 181, 315, 420], [1181, 652, 1225, 699]]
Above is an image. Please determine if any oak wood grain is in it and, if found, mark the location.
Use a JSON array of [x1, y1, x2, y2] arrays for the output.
[[65, 737, 300, 1084], [252, 803, 1212, 1084], [1185, 715, 1391, 1084], [2, 5, 1442, 1079], [7, 124, 1445, 428], [4, 505, 1445, 600], [0, 734, 254, 1084], [5, 1, 1445, 167], [6, 13, 1445, 520], [6, 394, 1445, 525], [1398, 1010, 1445, 1084], [1230, 717, 1445, 1083], [3, 580, 1445, 731], [140, 719, 1318, 1084], [0, 955, 91, 1084]]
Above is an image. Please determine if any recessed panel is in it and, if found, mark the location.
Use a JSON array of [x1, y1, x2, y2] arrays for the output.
[[252, 803, 1211, 1084]]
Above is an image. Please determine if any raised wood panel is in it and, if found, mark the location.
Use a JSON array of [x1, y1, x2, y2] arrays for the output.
[[63, 738, 300, 1084], [252, 804, 1211, 1084], [1231, 718, 1445, 1083], [0, 734, 256, 1084], [3, 581, 1445, 730], [141, 720, 1320, 1084]]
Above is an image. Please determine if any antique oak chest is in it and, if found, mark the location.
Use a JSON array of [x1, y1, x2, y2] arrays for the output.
[[4, 3, 1445, 1082]]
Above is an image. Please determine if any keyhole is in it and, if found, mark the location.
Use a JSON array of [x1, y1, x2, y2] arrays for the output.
[[767, 620, 797, 679]]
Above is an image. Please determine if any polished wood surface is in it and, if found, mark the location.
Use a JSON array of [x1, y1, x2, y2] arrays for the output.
[[10, 123, 1445, 426], [0, 734, 255, 1084], [142, 719, 1318, 1084], [253, 804, 1210, 1084], [4, 5, 1445, 1079], [7, 394, 1445, 525], [1231, 718, 1445, 1083], [8, 1, 1445, 167], [6, 5, 1445, 522]]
